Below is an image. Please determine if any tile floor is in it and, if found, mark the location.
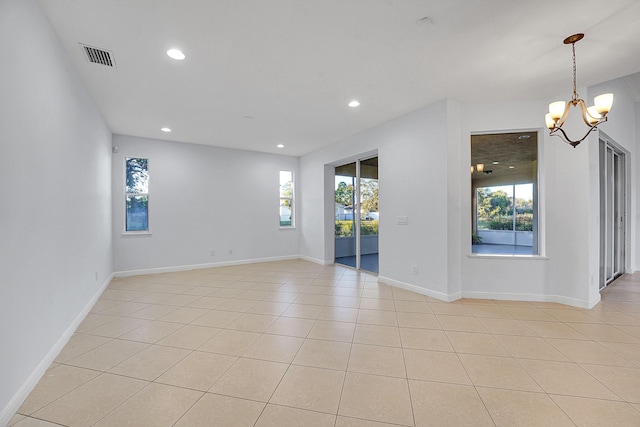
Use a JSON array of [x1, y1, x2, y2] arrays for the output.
[[9, 260, 640, 426]]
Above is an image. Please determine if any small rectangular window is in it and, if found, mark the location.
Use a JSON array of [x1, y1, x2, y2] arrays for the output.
[[279, 171, 294, 227], [125, 157, 149, 232]]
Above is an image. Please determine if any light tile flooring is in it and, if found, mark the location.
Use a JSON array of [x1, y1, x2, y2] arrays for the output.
[[9, 260, 640, 426]]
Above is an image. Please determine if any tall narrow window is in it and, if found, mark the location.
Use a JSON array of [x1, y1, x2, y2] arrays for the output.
[[471, 132, 538, 255], [279, 171, 294, 227], [125, 157, 149, 232]]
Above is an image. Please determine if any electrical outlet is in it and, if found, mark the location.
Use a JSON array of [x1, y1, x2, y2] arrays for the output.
[[397, 216, 408, 225], [210, 250, 215, 256], [228, 249, 233, 255], [412, 265, 418, 275]]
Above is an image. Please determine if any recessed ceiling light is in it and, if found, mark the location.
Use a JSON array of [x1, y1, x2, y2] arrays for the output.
[[518, 134, 531, 140], [492, 161, 499, 165], [276, 144, 284, 149], [167, 49, 185, 60], [509, 165, 515, 169], [161, 127, 171, 132], [348, 100, 360, 108]]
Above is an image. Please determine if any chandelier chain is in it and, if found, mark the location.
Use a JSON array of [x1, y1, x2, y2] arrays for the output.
[[571, 42, 578, 101]]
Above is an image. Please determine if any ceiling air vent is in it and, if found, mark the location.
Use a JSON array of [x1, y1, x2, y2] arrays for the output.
[[80, 44, 115, 67]]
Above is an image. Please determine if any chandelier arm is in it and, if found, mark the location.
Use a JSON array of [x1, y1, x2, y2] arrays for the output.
[[550, 123, 599, 148], [580, 100, 609, 125], [577, 99, 593, 127], [555, 102, 572, 128]]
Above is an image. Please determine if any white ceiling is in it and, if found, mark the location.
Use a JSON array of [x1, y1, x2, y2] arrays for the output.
[[37, 0, 640, 156]]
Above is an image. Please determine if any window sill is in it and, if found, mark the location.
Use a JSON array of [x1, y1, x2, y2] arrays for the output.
[[279, 226, 296, 230], [121, 231, 152, 237], [467, 253, 548, 260]]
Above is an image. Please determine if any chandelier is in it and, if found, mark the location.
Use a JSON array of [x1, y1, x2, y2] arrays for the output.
[[544, 33, 613, 147]]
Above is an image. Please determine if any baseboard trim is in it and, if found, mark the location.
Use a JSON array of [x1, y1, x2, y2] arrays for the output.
[[298, 255, 331, 266], [0, 273, 114, 427], [378, 276, 457, 302], [113, 255, 301, 277], [556, 294, 600, 309], [460, 291, 597, 309], [376, 276, 597, 309]]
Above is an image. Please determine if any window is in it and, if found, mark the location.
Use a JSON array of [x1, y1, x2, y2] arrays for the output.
[[125, 157, 149, 232], [476, 184, 533, 232], [471, 132, 538, 255], [279, 170, 294, 227]]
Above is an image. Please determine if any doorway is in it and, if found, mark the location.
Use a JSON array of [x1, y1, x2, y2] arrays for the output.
[[334, 156, 379, 273], [599, 137, 626, 289]]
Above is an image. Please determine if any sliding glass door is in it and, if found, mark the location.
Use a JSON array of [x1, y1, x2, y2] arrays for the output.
[[599, 138, 626, 289], [334, 156, 379, 273], [359, 157, 379, 273]]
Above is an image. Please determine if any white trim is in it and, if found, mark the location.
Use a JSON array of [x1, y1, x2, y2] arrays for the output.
[[121, 231, 152, 237], [556, 293, 600, 309], [378, 276, 458, 302], [378, 275, 598, 309], [0, 273, 114, 427], [298, 255, 330, 266], [461, 291, 599, 309], [467, 254, 549, 260], [113, 255, 301, 277]]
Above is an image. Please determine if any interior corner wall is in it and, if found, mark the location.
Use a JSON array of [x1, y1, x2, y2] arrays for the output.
[[637, 101, 640, 272], [446, 99, 463, 297], [300, 101, 452, 298], [112, 135, 300, 273], [461, 98, 596, 307], [0, 0, 113, 422]]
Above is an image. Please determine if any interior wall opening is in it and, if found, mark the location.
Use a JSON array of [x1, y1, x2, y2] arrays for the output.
[[471, 131, 539, 255]]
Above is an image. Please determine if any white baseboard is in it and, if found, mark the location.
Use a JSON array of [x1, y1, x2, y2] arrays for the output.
[[113, 255, 301, 277], [116, 257, 605, 309], [0, 273, 114, 427], [377, 276, 597, 309], [298, 255, 330, 266], [378, 276, 458, 302], [555, 294, 600, 309], [460, 290, 597, 309]]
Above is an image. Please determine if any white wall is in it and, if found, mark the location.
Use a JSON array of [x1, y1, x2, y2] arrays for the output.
[[300, 101, 453, 299], [0, 0, 113, 422], [446, 100, 463, 297], [586, 78, 638, 282], [301, 81, 637, 308], [460, 99, 565, 302], [460, 96, 610, 307], [112, 135, 300, 273], [637, 102, 640, 271]]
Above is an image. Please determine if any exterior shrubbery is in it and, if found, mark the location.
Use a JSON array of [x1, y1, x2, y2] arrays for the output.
[[335, 220, 379, 237], [478, 213, 533, 231]]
